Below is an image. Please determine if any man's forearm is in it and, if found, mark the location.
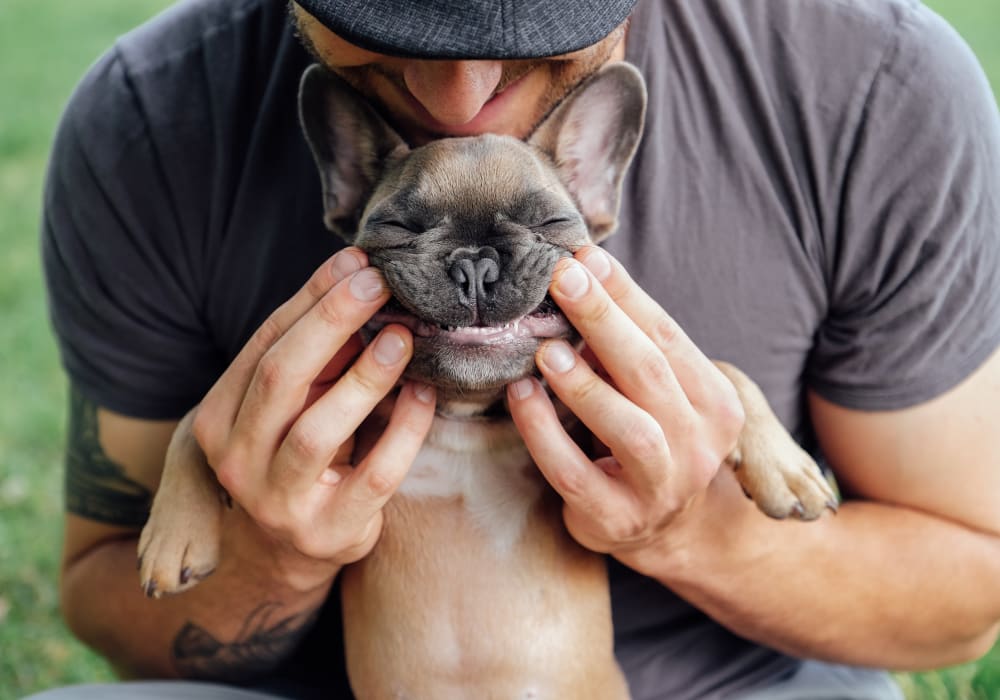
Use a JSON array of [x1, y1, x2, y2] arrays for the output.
[[630, 471, 1000, 670], [62, 533, 335, 680]]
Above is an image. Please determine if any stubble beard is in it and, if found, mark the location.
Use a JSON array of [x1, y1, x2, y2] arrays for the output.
[[289, 5, 627, 144]]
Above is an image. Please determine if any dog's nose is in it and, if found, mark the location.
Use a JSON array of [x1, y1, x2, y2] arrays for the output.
[[448, 246, 500, 312]]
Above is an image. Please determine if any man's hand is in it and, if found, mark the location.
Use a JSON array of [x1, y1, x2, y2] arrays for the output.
[[192, 247, 436, 591], [506, 246, 744, 569]]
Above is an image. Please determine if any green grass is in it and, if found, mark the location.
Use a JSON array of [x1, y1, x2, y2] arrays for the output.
[[0, 1, 998, 698]]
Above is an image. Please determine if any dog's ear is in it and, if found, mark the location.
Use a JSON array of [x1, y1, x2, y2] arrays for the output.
[[299, 64, 409, 241], [529, 63, 646, 243]]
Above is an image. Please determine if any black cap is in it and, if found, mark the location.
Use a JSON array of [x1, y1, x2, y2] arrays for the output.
[[295, 0, 638, 59]]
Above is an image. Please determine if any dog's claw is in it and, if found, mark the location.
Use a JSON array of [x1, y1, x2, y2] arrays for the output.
[[143, 579, 158, 598], [826, 500, 839, 514], [180, 567, 192, 585]]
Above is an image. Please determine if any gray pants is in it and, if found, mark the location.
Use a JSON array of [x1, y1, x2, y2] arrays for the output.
[[22, 662, 903, 700], [734, 661, 904, 699]]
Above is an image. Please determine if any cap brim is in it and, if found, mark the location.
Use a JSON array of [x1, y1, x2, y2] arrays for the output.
[[296, 0, 637, 59]]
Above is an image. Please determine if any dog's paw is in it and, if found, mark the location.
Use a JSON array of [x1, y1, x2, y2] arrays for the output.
[[138, 497, 222, 598], [728, 437, 838, 521], [137, 463, 226, 599]]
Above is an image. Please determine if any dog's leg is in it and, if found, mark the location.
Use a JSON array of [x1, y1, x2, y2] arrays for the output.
[[715, 362, 838, 520], [138, 411, 224, 598]]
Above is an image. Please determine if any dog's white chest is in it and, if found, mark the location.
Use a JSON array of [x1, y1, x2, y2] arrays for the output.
[[399, 416, 544, 554]]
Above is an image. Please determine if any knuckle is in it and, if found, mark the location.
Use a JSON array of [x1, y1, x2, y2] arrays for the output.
[[648, 313, 683, 352], [392, 408, 434, 447], [632, 347, 673, 388], [550, 466, 589, 499], [605, 274, 633, 306], [717, 391, 746, 444], [283, 420, 328, 463], [568, 370, 606, 406], [579, 293, 614, 326], [702, 370, 745, 450], [364, 469, 396, 500], [289, 529, 324, 559], [605, 511, 649, 544], [314, 290, 347, 328], [691, 443, 724, 488], [305, 265, 336, 300], [251, 313, 286, 355], [254, 352, 286, 395], [346, 360, 393, 398], [251, 502, 289, 536], [619, 414, 667, 464], [333, 519, 380, 564], [213, 453, 246, 496]]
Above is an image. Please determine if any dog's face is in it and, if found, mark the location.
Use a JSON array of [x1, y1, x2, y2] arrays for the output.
[[300, 63, 646, 402]]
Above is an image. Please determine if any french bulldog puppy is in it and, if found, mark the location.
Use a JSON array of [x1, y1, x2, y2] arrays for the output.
[[139, 63, 836, 699]]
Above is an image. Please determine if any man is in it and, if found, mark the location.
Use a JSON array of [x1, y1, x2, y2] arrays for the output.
[[36, 0, 1000, 698]]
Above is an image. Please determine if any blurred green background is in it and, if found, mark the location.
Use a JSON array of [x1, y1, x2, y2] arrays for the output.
[[1, 1, 998, 698]]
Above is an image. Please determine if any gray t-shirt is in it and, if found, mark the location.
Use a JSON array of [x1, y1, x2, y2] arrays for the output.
[[42, 0, 1000, 697]]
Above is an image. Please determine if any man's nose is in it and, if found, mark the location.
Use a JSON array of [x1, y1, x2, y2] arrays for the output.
[[403, 61, 503, 126]]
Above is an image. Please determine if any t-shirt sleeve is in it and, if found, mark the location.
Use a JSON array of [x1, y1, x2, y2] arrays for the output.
[[807, 4, 1000, 410], [42, 47, 226, 420]]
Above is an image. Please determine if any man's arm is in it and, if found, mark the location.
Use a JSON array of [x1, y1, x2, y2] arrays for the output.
[[636, 351, 1000, 669], [60, 395, 333, 679], [508, 247, 1000, 670], [59, 251, 437, 680]]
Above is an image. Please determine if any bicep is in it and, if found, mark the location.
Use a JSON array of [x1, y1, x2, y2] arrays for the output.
[[62, 385, 178, 567], [809, 346, 1000, 537]]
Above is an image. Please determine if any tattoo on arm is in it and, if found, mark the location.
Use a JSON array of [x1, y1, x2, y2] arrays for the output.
[[172, 602, 318, 681], [65, 385, 151, 526]]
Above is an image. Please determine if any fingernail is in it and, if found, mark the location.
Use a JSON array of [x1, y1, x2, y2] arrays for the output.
[[556, 260, 590, 300], [412, 382, 436, 404], [331, 250, 363, 282], [350, 268, 385, 301], [373, 330, 407, 365], [581, 248, 612, 281], [509, 377, 535, 400], [543, 341, 576, 373]]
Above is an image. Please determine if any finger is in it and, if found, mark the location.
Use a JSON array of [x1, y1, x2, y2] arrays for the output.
[[223, 266, 391, 476], [549, 256, 690, 421], [575, 246, 734, 412], [197, 248, 367, 454], [304, 333, 366, 406], [267, 325, 416, 493], [334, 380, 437, 525], [507, 377, 629, 523], [534, 340, 678, 498]]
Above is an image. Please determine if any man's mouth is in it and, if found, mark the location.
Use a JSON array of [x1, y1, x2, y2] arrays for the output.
[[366, 298, 570, 346], [396, 71, 535, 140]]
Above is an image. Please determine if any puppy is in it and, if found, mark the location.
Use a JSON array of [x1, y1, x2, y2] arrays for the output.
[[139, 63, 836, 699]]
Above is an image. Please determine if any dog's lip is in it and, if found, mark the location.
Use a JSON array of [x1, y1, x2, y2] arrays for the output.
[[367, 306, 570, 345]]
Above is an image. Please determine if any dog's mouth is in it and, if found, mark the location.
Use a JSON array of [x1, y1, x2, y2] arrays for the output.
[[366, 297, 571, 346]]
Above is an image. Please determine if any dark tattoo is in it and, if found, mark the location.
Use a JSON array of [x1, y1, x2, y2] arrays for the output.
[[64, 385, 152, 526], [172, 602, 318, 681]]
